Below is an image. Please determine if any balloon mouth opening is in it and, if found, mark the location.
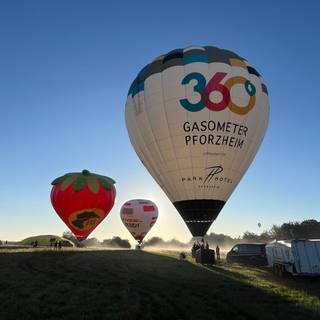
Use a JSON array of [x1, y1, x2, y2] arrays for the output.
[[76, 237, 87, 241], [184, 220, 214, 223], [173, 199, 225, 237]]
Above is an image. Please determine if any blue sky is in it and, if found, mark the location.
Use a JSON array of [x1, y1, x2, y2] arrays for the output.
[[0, 1, 319, 244]]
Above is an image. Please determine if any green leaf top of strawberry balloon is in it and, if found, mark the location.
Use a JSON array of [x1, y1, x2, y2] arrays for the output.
[[51, 170, 116, 193]]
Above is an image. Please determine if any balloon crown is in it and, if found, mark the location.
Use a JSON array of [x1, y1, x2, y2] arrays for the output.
[[51, 169, 116, 193]]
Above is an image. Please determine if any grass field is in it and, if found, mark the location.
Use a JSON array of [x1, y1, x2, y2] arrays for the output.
[[0, 248, 319, 320]]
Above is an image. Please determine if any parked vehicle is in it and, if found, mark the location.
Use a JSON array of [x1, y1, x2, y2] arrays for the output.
[[266, 239, 320, 277], [226, 243, 267, 265]]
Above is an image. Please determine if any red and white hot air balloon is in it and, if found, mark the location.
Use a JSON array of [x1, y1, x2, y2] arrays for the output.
[[120, 199, 158, 244]]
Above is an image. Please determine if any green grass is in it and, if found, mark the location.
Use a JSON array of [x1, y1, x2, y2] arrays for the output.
[[0, 249, 319, 320]]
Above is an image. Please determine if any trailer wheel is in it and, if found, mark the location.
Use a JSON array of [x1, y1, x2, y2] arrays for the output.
[[278, 266, 284, 277], [273, 264, 286, 277], [272, 264, 278, 275]]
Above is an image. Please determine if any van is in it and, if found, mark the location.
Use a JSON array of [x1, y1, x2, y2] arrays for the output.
[[226, 243, 267, 266]]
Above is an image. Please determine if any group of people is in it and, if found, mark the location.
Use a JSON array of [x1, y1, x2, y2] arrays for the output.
[[54, 240, 62, 249], [192, 239, 209, 251], [50, 238, 62, 250]]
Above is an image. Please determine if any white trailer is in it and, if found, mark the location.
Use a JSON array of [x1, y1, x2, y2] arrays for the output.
[[266, 239, 320, 276]]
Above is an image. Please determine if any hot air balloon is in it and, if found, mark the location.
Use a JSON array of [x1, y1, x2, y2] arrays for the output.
[[120, 199, 158, 244], [125, 45, 269, 237], [50, 169, 116, 241]]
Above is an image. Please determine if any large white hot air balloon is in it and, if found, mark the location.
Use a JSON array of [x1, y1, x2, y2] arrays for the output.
[[120, 199, 158, 244], [125, 45, 269, 237]]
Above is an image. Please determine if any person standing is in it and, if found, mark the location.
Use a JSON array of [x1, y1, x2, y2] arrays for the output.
[[216, 245, 220, 261]]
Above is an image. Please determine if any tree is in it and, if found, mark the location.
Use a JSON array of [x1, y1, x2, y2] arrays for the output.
[[143, 237, 165, 247], [101, 237, 131, 249], [201, 233, 237, 248], [269, 220, 320, 240], [299, 219, 320, 238], [82, 238, 100, 247], [259, 231, 273, 242], [242, 231, 261, 242]]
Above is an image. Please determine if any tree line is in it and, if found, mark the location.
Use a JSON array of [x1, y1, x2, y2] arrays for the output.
[[62, 219, 320, 249], [241, 219, 320, 242], [62, 231, 131, 248]]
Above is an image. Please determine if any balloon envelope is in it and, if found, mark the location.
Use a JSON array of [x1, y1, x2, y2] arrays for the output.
[[125, 45, 269, 237], [50, 170, 116, 240], [120, 199, 158, 243]]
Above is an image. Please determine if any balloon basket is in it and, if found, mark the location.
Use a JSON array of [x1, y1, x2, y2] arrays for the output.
[[194, 248, 215, 265]]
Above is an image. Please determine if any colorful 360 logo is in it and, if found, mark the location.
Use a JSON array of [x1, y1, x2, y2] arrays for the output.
[[180, 72, 256, 115]]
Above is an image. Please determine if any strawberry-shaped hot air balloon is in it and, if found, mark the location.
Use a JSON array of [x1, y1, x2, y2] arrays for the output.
[[50, 169, 116, 241]]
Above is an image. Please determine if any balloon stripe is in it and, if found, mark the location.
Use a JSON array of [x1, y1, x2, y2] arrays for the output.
[[127, 46, 268, 98], [183, 54, 208, 64]]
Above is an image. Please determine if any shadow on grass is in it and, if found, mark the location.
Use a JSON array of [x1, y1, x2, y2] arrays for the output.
[[0, 249, 319, 320], [209, 261, 320, 297]]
